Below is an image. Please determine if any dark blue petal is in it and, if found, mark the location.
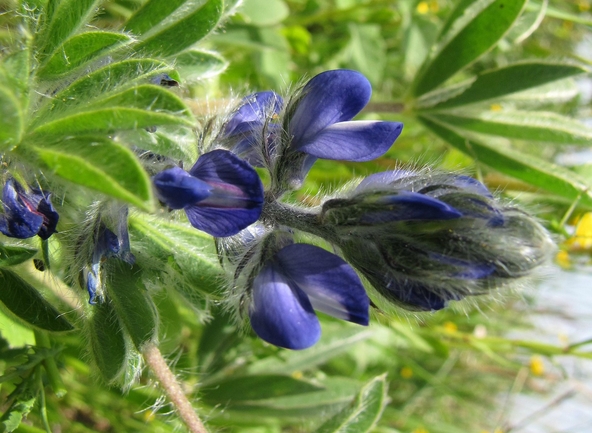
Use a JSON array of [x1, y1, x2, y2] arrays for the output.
[[0, 179, 43, 238], [296, 120, 403, 161], [153, 166, 212, 209], [289, 70, 371, 146], [86, 266, 100, 305], [224, 91, 283, 137], [249, 262, 321, 349], [450, 175, 494, 198], [33, 192, 59, 240], [276, 244, 369, 325], [360, 191, 462, 223], [186, 150, 264, 236], [428, 253, 496, 279], [388, 279, 456, 311], [185, 205, 263, 237]]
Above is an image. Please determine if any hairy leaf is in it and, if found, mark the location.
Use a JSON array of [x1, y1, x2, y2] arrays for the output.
[[38, 31, 133, 78], [28, 136, 153, 211], [105, 263, 158, 350], [0, 269, 73, 332], [175, 49, 228, 81], [134, 0, 224, 58], [0, 244, 37, 267]]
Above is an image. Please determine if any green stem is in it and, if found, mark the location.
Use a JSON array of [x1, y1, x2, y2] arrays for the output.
[[33, 331, 66, 398]]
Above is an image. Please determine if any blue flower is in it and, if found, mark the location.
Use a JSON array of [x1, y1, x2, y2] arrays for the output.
[[249, 242, 369, 350], [153, 149, 264, 237], [0, 179, 59, 240], [85, 223, 120, 304], [321, 170, 552, 311]]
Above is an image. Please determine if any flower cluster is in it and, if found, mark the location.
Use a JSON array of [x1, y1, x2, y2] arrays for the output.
[[153, 69, 552, 350]]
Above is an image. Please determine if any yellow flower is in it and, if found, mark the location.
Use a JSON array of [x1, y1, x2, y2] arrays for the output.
[[400, 366, 414, 379], [443, 321, 457, 333], [417, 2, 429, 14], [529, 355, 544, 376]]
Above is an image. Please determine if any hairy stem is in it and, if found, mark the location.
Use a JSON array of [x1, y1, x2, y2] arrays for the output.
[[142, 343, 208, 433]]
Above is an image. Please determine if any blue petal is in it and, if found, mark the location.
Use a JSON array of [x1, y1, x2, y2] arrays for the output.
[[355, 170, 414, 193], [450, 175, 493, 198], [153, 167, 212, 209], [276, 244, 369, 325], [249, 262, 321, 349], [428, 253, 496, 279], [296, 120, 403, 161], [0, 179, 43, 239], [224, 91, 283, 137], [360, 191, 462, 223], [185, 150, 264, 236], [388, 280, 456, 311], [33, 192, 59, 240], [289, 70, 371, 147]]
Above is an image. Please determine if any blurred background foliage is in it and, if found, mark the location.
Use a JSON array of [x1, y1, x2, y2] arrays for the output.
[[1, 0, 592, 432]]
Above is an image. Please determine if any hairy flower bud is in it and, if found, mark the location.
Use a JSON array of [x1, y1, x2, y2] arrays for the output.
[[320, 170, 553, 311]]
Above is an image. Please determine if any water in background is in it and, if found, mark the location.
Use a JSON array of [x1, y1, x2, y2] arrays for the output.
[[506, 266, 592, 432]]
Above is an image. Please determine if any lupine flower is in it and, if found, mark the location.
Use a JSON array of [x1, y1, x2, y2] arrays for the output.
[[153, 149, 264, 237], [222, 91, 283, 166], [0, 178, 59, 240], [218, 70, 404, 191], [248, 238, 369, 350], [320, 170, 553, 311]]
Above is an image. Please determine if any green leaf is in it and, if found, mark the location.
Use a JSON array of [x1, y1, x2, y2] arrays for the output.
[[0, 49, 30, 107], [36, 59, 172, 116], [37, 31, 133, 79], [240, 0, 289, 26], [423, 62, 586, 109], [0, 309, 35, 348], [28, 136, 153, 211], [35, 0, 102, 61], [412, 0, 527, 97], [436, 0, 477, 41], [124, 0, 188, 35], [105, 263, 158, 350], [129, 215, 223, 300], [0, 268, 73, 332], [247, 326, 374, 375], [313, 374, 388, 433], [134, 0, 224, 58], [432, 111, 592, 145], [175, 49, 228, 81], [346, 24, 386, 86], [32, 84, 194, 134], [117, 127, 198, 162], [87, 300, 128, 383], [0, 377, 37, 433], [0, 85, 23, 150], [202, 375, 324, 406], [419, 115, 592, 209], [202, 377, 362, 418], [0, 244, 37, 267]]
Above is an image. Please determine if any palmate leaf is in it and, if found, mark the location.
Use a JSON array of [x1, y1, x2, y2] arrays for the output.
[[34, 58, 173, 118], [132, 0, 224, 58], [35, 0, 102, 62], [29, 85, 194, 139], [37, 31, 134, 79], [420, 62, 586, 109], [0, 269, 73, 332], [412, 0, 527, 97], [420, 115, 592, 209], [26, 136, 154, 211], [432, 111, 592, 145], [0, 375, 37, 433], [313, 375, 388, 433]]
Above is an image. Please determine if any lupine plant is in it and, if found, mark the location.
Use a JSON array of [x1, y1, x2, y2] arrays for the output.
[[1, 0, 592, 432]]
